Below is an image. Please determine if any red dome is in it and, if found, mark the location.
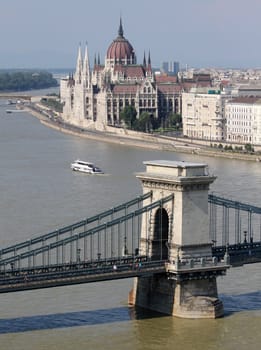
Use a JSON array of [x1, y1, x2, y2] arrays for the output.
[[106, 19, 136, 63], [107, 37, 134, 60]]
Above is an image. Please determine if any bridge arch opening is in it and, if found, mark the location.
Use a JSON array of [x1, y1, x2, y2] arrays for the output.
[[152, 207, 169, 260]]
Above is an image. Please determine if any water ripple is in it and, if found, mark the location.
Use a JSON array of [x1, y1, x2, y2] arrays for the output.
[[221, 291, 261, 314]]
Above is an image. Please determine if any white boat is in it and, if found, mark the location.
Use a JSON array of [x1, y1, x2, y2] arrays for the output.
[[71, 160, 104, 174]]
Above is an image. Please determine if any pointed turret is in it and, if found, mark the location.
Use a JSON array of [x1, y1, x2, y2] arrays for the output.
[[143, 51, 147, 67], [83, 43, 91, 88], [148, 50, 151, 68], [146, 50, 153, 80], [75, 44, 83, 84]]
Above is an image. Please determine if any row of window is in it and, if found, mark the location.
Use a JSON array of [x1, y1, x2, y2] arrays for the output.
[[227, 122, 252, 127], [227, 128, 251, 133], [226, 114, 252, 119], [106, 98, 178, 108], [227, 134, 252, 142], [227, 107, 252, 113]]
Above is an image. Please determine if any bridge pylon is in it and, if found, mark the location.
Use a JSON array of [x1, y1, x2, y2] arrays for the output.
[[129, 160, 229, 318]]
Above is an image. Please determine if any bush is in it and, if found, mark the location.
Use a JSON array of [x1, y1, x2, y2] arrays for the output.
[[245, 143, 254, 153]]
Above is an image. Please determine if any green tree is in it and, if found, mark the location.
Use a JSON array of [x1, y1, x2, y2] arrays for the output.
[[134, 112, 150, 132], [245, 143, 254, 153], [0, 70, 58, 92], [167, 113, 182, 129], [120, 105, 137, 129], [41, 97, 63, 113]]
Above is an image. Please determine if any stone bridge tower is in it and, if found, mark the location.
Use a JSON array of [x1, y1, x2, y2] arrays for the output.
[[129, 160, 229, 318]]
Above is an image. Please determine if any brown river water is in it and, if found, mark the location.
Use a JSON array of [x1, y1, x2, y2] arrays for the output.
[[0, 98, 260, 350]]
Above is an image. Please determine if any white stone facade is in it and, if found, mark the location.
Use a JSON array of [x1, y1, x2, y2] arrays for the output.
[[182, 89, 227, 141], [136, 160, 216, 261], [225, 97, 261, 145], [131, 160, 227, 319]]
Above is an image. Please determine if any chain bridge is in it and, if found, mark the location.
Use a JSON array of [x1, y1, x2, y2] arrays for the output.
[[0, 160, 260, 318]]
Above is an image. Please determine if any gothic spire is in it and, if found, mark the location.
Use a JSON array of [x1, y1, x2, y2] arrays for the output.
[[75, 43, 83, 83], [146, 50, 152, 77], [143, 51, 147, 67], [148, 50, 151, 66], [83, 43, 90, 70], [83, 43, 90, 88], [118, 17, 124, 37], [147, 51, 152, 74], [98, 53, 101, 65]]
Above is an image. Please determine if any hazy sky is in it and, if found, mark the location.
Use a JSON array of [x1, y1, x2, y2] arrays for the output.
[[0, 0, 260, 69]]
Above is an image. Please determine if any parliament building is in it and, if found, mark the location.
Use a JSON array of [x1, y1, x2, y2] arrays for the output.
[[60, 19, 211, 130]]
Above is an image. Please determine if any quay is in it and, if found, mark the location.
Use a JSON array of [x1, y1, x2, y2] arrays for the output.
[[23, 103, 261, 162], [0, 93, 31, 101], [1, 94, 261, 161]]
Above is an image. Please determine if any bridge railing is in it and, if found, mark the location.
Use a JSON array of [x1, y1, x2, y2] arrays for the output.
[[0, 191, 152, 257], [208, 194, 261, 214], [0, 193, 174, 272], [208, 194, 261, 248], [0, 192, 260, 273]]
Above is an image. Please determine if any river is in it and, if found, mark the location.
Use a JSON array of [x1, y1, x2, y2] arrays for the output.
[[0, 98, 260, 350]]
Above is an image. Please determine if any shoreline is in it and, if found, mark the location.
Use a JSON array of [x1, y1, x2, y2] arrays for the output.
[[24, 106, 261, 163]]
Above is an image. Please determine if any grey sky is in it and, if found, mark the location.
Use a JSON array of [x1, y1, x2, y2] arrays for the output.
[[0, 0, 260, 69]]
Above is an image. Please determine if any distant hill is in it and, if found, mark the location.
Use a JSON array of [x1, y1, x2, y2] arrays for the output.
[[0, 70, 58, 92]]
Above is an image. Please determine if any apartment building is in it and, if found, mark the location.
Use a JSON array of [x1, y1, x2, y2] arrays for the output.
[[225, 97, 261, 145], [182, 89, 227, 141]]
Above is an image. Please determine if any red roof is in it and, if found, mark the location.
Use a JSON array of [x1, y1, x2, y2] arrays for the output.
[[155, 75, 177, 83], [113, 64, 146, 79], [112, 84, 138, 94], [181, 82, 197, 91], [157, 84, 182, 94], [229, 97, 261, 104]]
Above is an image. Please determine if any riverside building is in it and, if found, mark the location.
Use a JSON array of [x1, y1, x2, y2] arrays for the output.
[[60, 19, 211, 130], [225, 97, 261, 145], [182, 88, 228, 141]]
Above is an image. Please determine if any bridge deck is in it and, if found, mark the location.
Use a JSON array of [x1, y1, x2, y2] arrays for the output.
[[0, 259, 165, 293]]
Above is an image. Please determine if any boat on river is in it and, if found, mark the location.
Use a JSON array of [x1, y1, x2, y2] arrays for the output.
[[5, 109, 24, 114], [71, 160, 104, 174]]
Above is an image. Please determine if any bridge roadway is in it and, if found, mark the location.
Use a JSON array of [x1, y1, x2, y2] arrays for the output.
[[0, 242, 260, 294], [213, 242, 261, 266], [0, 257, 166, 294], [2, 241, 260, 294]]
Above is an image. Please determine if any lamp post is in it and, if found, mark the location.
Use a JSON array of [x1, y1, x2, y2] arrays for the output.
[[244, 231, 247, 243]]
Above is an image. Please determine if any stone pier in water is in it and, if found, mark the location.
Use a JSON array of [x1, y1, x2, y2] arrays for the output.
[[129, 160, 229, 318]]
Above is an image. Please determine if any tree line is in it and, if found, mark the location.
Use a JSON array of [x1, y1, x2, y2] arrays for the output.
[[119, 105, 182, 133], [0, 71, 58, 91]]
